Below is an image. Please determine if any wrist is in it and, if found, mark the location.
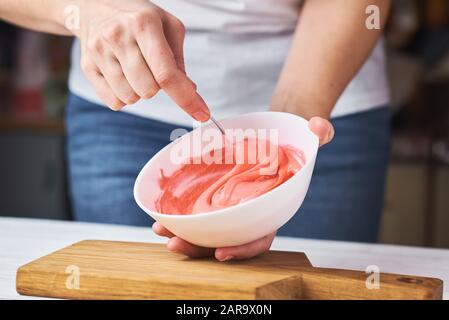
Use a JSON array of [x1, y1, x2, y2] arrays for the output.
[[270, 88, 333, 120]]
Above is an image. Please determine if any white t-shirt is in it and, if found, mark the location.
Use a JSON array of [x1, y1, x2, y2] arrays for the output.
[[69, 0, 390, 126]]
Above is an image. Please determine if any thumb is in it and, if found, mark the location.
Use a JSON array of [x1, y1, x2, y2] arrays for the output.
[[308, 117, 335, 147]]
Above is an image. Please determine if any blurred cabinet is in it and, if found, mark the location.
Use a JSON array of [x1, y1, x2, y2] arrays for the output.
[[380, 163, 449, 248], [0, 122, 69, 220], [434, 167, 449, 247], [380, 164, 427, 246]]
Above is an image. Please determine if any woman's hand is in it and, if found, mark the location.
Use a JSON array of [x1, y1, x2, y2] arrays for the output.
[[153, 116, 334, 261], [75, 0, 210, 121]]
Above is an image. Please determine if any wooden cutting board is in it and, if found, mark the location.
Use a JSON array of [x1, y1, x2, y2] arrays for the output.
[[16, 240, 443, 300]]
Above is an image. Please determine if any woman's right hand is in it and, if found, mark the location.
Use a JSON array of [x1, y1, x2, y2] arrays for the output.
[[72, 0, 210, 122]]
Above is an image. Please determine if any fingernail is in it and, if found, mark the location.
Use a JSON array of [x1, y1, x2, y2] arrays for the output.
[[167, 246, 178, 254], [325, 126, 334, 143], [219, 255, 234, 262], [193, 110, 210, 122]]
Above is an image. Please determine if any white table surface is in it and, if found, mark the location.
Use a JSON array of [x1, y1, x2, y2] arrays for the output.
[[1, 217, 448, 300]]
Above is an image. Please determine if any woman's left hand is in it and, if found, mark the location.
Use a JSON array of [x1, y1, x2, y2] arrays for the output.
[[152, 116, 334, 261]]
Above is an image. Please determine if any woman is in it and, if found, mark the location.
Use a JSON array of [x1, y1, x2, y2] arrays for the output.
[[0, 0, 391, 261]]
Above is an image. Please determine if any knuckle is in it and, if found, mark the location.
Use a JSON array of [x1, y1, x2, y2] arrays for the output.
[[189, 80, 197, 92], [170, 16, 185, 34], [129, 10, 159, 32], [102, 24, 124, 44], [154, 68, 178, 88], [180, 96, 198, 112], [86, 37, 103, 54]]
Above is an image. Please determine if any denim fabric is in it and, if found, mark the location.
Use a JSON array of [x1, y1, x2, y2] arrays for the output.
[[66, 93, 390, 242]]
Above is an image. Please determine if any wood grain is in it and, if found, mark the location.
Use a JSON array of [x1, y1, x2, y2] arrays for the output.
[[16, 240, 443, 300]]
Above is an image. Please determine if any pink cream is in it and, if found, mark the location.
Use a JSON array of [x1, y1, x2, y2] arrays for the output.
[[155, 138, 305, 215]]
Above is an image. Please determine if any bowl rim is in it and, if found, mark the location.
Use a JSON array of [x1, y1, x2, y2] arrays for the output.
[[133, 111, 319, 220]]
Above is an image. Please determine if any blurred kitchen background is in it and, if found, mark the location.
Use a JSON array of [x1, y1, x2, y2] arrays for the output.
[[0, 0, 448, 248]]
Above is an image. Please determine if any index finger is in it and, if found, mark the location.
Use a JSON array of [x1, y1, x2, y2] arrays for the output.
[[134, 20, 210, 122]]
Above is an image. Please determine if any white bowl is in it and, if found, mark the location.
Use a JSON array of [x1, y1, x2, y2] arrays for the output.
[[134, 112, 318, 248]]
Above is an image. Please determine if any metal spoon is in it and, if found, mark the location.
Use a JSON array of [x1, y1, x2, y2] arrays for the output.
[[210, 115, 226, 136]]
